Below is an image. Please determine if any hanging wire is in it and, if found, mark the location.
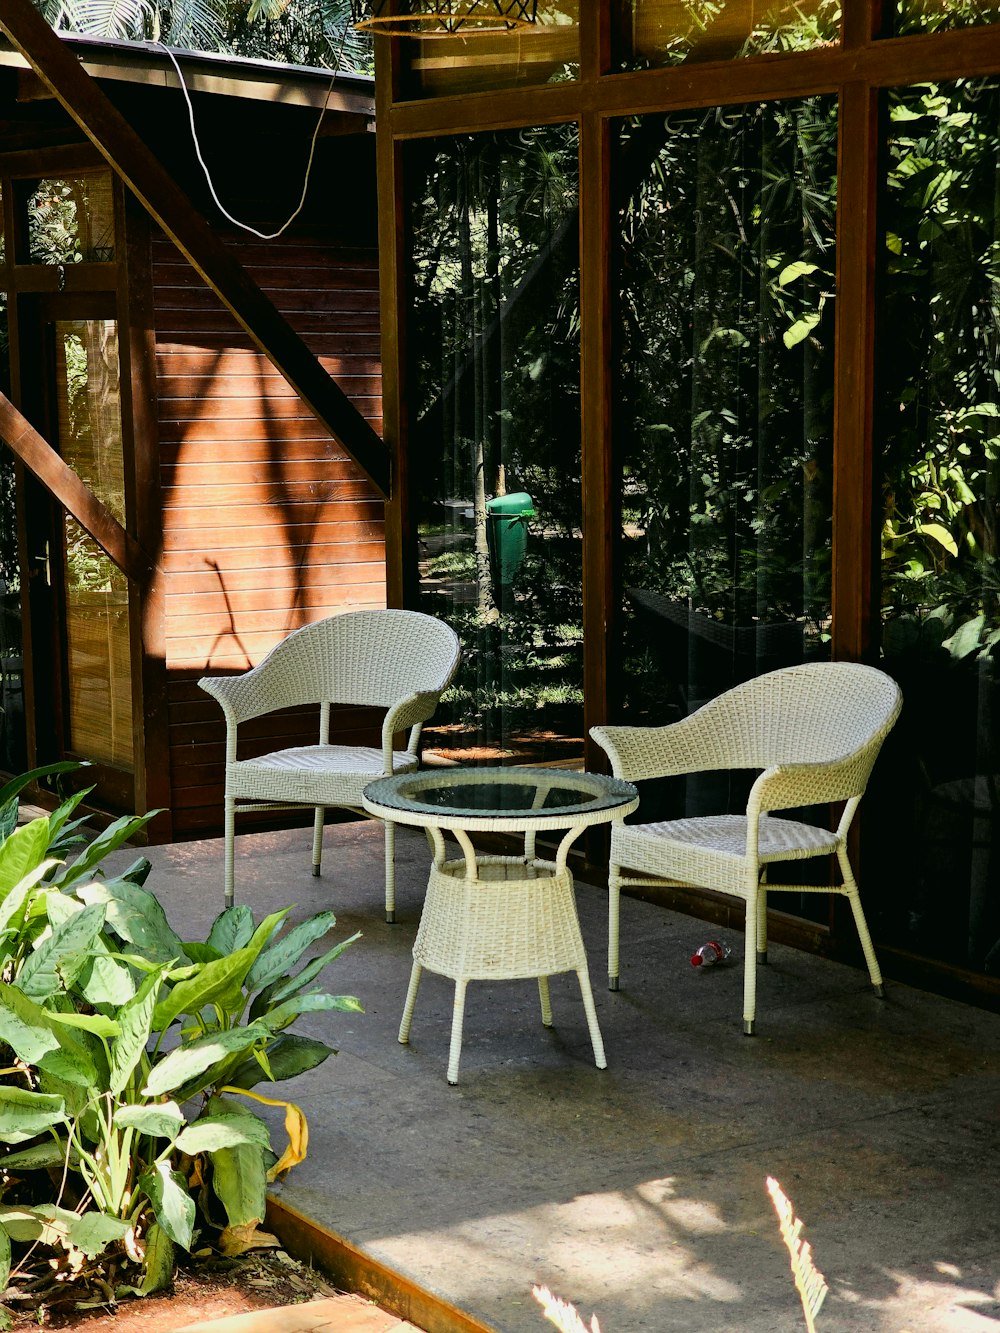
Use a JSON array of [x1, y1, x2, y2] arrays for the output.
[[158, 24, 351, 241]]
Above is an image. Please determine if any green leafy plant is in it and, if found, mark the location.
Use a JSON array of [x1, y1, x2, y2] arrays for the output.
[[0, 769, 360, 1324]]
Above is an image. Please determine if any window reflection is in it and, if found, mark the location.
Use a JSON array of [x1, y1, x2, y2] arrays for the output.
[[894, 0, 1000, 34], [408, 125, 582, 765], [875, 79, 1000, 974], [614, 0, 839, 68], [27, 174, 115, 266], [54, 320, 132, 769], [402, 1, 578, 96]]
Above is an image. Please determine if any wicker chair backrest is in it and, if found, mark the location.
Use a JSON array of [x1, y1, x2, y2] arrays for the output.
[[221, 610, 461, 719], [696, 662, 901, 774]]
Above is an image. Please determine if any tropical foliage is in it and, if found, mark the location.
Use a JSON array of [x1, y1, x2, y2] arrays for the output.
[[29, 0, 373, 71], [0, 765, 359, 1324]]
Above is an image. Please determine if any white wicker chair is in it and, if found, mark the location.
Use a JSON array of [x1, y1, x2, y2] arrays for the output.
[[199, 610, 461, 919], [590, 662, 902, 1034]]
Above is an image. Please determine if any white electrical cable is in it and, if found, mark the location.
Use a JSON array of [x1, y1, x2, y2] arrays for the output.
[[159, 32, 347, 240]]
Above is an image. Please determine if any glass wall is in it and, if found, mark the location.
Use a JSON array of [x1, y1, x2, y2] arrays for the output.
[[613, 98, 836, 731], [25, 174, 115, 265], [409, 124, 582, 764], [874, 78, 1000, 974]]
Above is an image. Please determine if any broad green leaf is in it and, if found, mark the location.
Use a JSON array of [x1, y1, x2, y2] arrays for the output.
[[181, 942, 223, 965], [245, 911, 338, 992], [0, 1203, 80, 1247], [143, 1023, 271, 1097], [76, 942, 136, 1008], [261, 933, 361, 1010], [45, 1010, 119, 1038], [0, 1222, 9, 1294], [0, 821, 51, 899], [51, 812, 158, 888], [114, 1101, 185, 1140], [777, 260, 818, 287], [0, 983, 96, 1087], [151, 947, 259, 1032], [139, 1162, 195, 1251], [77, 879, 186, 966], [782, 311, 821, 349], [945, 614, 985, 660], [260, 991, 362, 1034], [0, 1086, 66, 1144], [917, 521, 959, 557], [109, 967, 166, 1096], [66, 1212, 131, 1259], [176, 1113, 270, 1155], [207, 905, 255, 956], [18, 903, 107, 999], [139, 1223, 175, 1294], [225, 1034, 333, 1089], [46, 788, 90, 844], [0, 761, 86, 811], [0, 1140, 73, 1171], [0, 980, 62, 1065], [210, 1137, 267, 1229]]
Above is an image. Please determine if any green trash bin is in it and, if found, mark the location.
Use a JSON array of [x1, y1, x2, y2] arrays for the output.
[[485, 491, 535, 588]]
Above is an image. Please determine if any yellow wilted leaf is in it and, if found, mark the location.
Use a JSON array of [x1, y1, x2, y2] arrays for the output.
[[220, 1086, 308, 1181]]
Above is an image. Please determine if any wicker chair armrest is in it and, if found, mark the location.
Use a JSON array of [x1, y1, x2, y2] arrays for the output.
[[198, 673, 253, 726], [591, 711, 751, 783], [382, 689, 444, 765], [748, 751, 869, 820]]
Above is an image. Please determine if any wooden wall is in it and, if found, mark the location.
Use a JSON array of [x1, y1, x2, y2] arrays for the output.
[[153, 227, 387, 834]]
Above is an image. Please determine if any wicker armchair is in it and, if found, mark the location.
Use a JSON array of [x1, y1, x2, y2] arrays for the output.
[[590, 662, 902, 1034], [199, 610, 461, 919]]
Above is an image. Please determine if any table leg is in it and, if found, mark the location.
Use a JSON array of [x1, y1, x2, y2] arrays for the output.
[[576, 968, 607, 1070], [447, 980, 468, 1086], [398, 961, 422, 1045]]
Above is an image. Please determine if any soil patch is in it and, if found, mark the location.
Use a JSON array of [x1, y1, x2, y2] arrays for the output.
[[7, 1249, 340, 1332]]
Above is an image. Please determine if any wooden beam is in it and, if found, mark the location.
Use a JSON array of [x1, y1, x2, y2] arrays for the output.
[[0, 0, 390, 498], [0, 391, 154, 581]]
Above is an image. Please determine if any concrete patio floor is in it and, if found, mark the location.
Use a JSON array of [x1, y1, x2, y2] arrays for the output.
[[107, 819, 1000, 1333]]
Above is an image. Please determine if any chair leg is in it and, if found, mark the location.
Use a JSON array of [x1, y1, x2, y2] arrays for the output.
[[224, 794, 236, 910], [838, 848, 885, 997], [384, 820, 396, 924], [447, 979, 468, 1086], [311, 806, 325, 877], [756, 876, 769, 965], [608, 864, 622, 991], [742, 892, 759, 1035], [538, 976, 553, 1027], [576, 968, 607, 1070], [398, 961, 422, 1045]]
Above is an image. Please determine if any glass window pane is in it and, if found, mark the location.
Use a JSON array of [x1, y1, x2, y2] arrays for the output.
[[611, 101, 836, 915], [26, 173, 115, 265], [0, 291, 25, 775], [408, 125, 582, 765], [402, 1, 579, 97], [894, 0, 1000, 35], [874, 78, 1000, 975], [54, 320, 132, 768], [614, 0, 839, 69]]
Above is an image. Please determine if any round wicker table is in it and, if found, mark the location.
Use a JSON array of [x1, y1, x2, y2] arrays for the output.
[[362, 767, 639, 1084]]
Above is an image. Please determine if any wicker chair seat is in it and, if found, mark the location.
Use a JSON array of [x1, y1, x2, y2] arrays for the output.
[[614, 815, 842, 897], [229, 745, 418, 807]]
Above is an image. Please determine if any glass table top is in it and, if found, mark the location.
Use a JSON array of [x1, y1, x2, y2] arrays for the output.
[[364, 766, 638, 821]]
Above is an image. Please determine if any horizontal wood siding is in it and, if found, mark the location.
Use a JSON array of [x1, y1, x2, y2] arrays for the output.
[[154, 228, 386, 835]]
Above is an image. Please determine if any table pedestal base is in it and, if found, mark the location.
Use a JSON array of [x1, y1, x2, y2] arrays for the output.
[[398, 855, 607, 1085]]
